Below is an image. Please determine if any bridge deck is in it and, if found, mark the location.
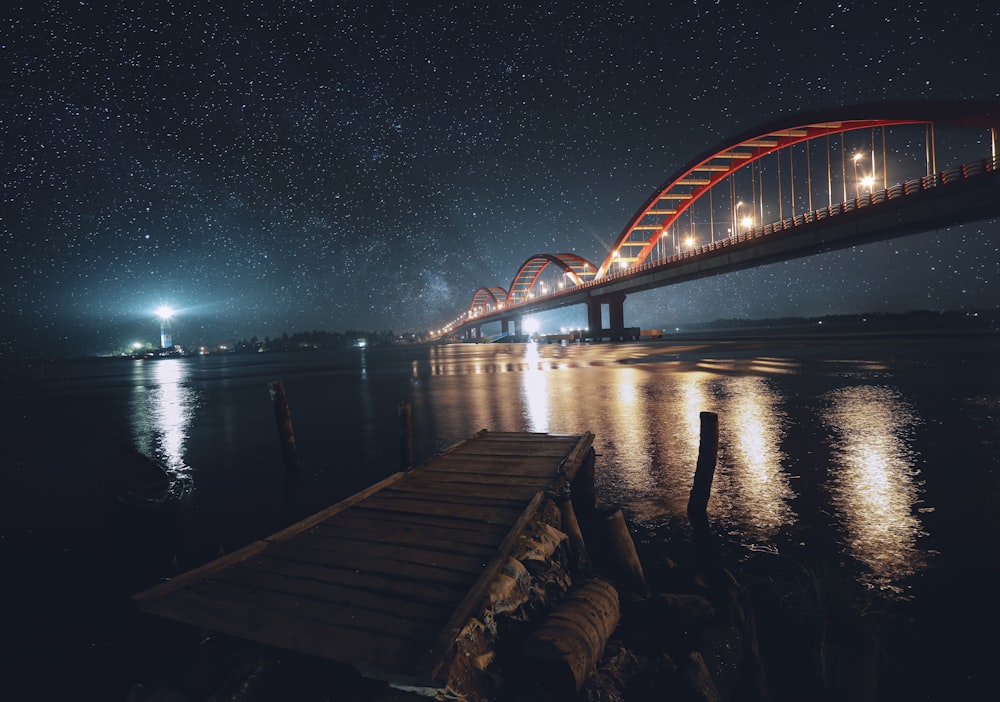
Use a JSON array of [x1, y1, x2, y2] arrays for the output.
[[132, 430, 595, 688]]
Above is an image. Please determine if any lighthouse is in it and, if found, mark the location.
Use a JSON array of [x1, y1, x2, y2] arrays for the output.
[[155, 306, 174, 349]]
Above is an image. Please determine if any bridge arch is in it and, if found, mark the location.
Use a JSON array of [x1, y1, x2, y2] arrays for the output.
[[597, 100, 1000, 277], [468, 286, 509, 317], [508, 253, 598, 305]]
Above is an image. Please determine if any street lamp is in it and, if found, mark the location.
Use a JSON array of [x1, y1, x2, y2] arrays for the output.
[[853, 153, 863, 199], [733, 201, 744, 237]]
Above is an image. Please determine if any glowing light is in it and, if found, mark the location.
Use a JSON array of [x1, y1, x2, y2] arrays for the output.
[[155, 305, 175, 320], [523, 317, 540, 335]]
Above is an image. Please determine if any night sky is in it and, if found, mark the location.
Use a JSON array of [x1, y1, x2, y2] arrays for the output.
[[3, 1, 999, 356]]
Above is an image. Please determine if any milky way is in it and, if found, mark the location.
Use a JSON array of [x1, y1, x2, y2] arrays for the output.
[[3, 1, 999, 355]]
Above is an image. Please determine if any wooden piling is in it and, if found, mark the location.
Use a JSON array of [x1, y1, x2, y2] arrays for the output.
[[398, 400, 413, 469], [687, 411, 719, 534], [555, 492, 591, 576], [596, 507, 649, 598], [267, 380, 298, 474]]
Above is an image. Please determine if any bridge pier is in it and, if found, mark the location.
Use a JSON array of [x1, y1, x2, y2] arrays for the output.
[[501, 318, 521, 337], [587, 293, 627, 341]]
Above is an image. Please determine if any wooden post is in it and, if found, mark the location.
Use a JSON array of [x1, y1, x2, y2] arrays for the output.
[[268, 380, 298, 474], [687, 411, 719, 534], [398, 400, 413, 470], [555, 492, 591, 576], [597, 507, 649, 598]]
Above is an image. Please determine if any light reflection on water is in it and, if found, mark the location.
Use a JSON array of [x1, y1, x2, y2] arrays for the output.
[[522, 341, 550, 433], [714, 376, 795, 544], [416, 341, 927, 593], [130, 358, 197, 493], [822, 385, 925, 591]]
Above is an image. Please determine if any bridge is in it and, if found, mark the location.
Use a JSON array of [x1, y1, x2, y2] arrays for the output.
[[434, 100, 1000, 341]]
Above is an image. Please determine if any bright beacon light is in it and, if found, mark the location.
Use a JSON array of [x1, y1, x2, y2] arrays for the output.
[[155, 305, 175, 320]]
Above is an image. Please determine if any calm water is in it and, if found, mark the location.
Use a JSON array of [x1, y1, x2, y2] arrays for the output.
[[3, 327, 999, 699]]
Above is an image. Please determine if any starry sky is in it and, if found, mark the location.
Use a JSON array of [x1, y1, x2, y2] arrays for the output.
[[3, 0, 999, 356]]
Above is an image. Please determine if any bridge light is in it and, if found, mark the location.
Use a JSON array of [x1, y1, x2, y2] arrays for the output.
[[861, 175, 875, 193], [734, 201, 745, 238], [741, 216, 754, 230], [853, 153, 863, 198], [684, 235, 695, 249]]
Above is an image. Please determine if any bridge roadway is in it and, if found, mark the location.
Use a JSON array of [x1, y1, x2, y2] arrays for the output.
[[458, 158, 1000, 340]]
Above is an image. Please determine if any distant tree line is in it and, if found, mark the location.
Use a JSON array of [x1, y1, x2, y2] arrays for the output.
[[228, 329, 417, 353]]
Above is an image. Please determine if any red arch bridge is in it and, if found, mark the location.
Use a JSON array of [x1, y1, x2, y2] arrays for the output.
[[435, 100, 1000, 342]]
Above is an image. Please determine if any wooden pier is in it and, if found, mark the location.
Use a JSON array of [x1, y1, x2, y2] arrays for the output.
[[133, 430, 595, 691]]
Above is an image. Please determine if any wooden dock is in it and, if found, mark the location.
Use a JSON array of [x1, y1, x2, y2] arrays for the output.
[[133, 430, 595, 690]]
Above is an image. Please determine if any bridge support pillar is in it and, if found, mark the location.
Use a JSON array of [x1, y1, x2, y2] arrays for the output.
[[607, 293, 627, 340], [501, 319, 509, 336], [586, 293, 627, 340], [586, 299, 603, 339]]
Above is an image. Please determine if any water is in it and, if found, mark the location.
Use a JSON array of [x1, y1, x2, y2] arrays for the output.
[[3, 325, 998, 700]]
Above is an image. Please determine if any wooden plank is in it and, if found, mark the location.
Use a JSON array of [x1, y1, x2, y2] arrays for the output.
[[377, 486, 529, 509], [412, 468, 556, 488], [133, 539, 270, 603], [559, 432, 595, 481], [264, 471, 408, 543], [209, 565, 453, 624], [418, 491, 548, 682], [340, 506, 511, 536], [269, 530, 491, 574], [423, 453, 567, 473], [457, 441, 579, 457], [241, 555, 468, 607], [306, 521, 498, 559], [357, 494, 524, 523], [263, 539, 484, 586], [188, 578, 443, 642], [134, 470, 409, 604], [310, 512, 504, 550], [144, 587, 426, 682], [382, 479, 537, 503]]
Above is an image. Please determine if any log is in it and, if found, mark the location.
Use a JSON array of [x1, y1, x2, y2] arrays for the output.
[[520, 577, 621, 695]]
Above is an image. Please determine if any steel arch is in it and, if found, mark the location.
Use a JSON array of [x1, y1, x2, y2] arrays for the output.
[[507, 253, 598, 305], [597, 100, 1000, 277], [468, 286, 509, 316]]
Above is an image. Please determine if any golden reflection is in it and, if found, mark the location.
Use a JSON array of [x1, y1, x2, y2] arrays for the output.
[[604, 366, 651, 493], [678, 371, 711, 461], [521, 342, 549, 432], [824, 385, 924, 589], [716, 376, 794, 541], [131, 358, 196, 492]]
